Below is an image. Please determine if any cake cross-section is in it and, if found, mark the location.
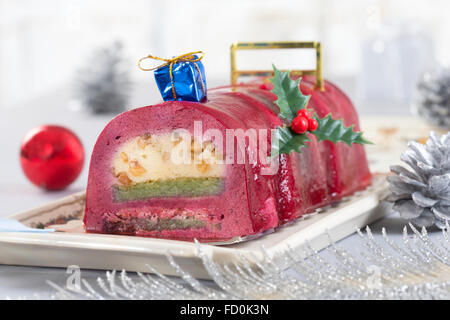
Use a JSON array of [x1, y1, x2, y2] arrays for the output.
[[84, 76, 372, 242]]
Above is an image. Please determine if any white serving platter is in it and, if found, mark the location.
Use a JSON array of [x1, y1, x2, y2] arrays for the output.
[[0, 175, 389, 279]]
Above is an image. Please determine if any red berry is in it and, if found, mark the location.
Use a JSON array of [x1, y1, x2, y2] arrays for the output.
[[291, 116, 309, 134], [308, 118, 318, 131], [259, 82, 272, 90], [297, 109, 309, 118]]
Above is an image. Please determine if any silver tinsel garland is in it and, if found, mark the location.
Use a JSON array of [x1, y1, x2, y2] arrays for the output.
[[46, 223, 450, 300], [414, 67, 450, 129], [75, 41, 131, 114], [387, 131, 450, 229]]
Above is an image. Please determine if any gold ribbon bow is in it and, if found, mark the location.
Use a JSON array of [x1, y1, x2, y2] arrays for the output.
[[138, 51, 206, 100]]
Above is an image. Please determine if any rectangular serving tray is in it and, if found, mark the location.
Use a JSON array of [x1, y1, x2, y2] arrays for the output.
[[0, 175, 389, 279]]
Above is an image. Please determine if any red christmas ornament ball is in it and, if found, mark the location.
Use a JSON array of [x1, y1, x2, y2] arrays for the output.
[[20, 125, 84, 190]]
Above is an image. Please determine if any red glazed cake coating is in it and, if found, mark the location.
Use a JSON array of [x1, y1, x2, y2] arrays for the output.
[[84, 76, 372, 241]]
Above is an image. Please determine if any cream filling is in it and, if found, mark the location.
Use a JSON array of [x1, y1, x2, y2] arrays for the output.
[[112, 132, 225, 184]]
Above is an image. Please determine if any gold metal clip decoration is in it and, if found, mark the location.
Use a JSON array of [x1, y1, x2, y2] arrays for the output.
[[230, 41, 324, 91]]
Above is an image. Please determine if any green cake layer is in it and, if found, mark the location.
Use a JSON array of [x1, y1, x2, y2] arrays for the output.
[[113, 177, 225, 201]]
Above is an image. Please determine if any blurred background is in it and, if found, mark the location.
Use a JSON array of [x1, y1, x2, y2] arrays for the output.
[[0, 0, 449, 213], [1, 0, 449, 110]]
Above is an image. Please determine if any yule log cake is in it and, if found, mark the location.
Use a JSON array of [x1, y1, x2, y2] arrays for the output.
[[84, 75, 372, 242]]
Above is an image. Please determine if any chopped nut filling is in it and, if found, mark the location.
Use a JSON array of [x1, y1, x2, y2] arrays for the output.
[[112, 132, 225, 184], [129, 160, 147, 177]]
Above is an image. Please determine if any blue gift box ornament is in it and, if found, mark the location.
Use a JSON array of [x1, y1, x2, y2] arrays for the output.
[[138, 51, 207, 102]]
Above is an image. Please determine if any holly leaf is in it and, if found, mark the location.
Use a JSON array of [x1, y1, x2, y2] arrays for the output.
[[268, 64, 372, 157], [313, 114, 372, 146], [271, 126, 311, 157], [269, 65, 310, 122]]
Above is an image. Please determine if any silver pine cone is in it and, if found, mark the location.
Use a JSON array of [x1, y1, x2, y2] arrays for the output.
[[413, 67, 450, 129], [386, 131, 450, 228], [75, 41, 131, 114]]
